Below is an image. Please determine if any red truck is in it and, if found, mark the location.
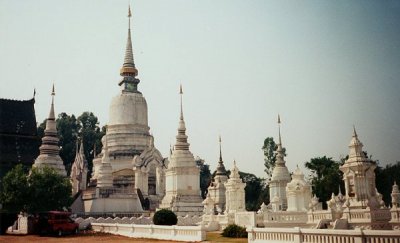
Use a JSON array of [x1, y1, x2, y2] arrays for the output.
[[36, 211, 79, 236]]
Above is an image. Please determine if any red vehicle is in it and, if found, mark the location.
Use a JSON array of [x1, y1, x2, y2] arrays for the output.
[[36, 211, 79, 236]]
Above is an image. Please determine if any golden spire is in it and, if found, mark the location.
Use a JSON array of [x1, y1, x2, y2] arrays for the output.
[[120, 5, 138, 77]]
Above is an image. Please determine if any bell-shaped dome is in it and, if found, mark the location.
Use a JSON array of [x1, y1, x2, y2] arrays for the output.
[[109, 92, 148, 126]]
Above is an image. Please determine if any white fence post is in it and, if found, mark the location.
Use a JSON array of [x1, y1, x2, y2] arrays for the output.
[[294, 227, 302, 243]]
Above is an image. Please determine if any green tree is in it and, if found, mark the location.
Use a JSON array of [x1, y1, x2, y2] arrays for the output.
[[375, 161, 400, 206], [0, 164, 30, 212], [38, 112, 105, 176], [262, 137, 286, 178], [77, 112, 105, 174], [305, 156, 344, 209], [0, 165, 72, 213], [57, 113, 80, 174], [28, 167, 72, 212], [239, 171, 269, 211]]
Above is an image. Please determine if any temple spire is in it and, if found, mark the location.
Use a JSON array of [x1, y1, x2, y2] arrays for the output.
[[219, 135, 222, 162], [49, 84, 55, 119], [174, 85, 189, 151], [278, 114, 282, 146], [75, 139, 79, 156], [275, 114, 286, 166], [216, 135, 227, 176], [32, 85, 66, 176], [353, 125, 358, 138], [119, 5, 140, 92], [180, 84, 184, 120]]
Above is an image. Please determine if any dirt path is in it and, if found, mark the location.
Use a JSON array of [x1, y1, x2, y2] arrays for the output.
[[0, 232, 175, 243], [0, 231, 247, 243]]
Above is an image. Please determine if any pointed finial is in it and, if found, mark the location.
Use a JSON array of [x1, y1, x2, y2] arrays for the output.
[[233, 160, 236, 167], [75, 138, 79, 156], [179, 84, 184, 120], [51, 83, 55, 104], [219, 135, 222, 161], [353, 125, 358, 137], [80, 138, 84, 154], [48, 84, 56, 120], [128, 5, 132, 29], [278, 114, 282, 145], [33, 88, 36, 99]]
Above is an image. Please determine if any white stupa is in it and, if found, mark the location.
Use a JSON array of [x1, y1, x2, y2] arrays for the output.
[[83, 6, 164, 213], [269, 115, 291, 211], [340, 127, 383, 209], [207, 136, 229, 213], [224, 161, 246, 213], [286, 166, 312, 212], [32, 85, 66, 176], [159, 85, 203, 216]]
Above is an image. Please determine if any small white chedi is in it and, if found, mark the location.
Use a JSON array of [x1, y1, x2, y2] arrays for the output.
[[206, 136, 229, 214], [268, 115, 291, 212], [286, 166, 312, 212], [201, 159, 249, 230], [32, 85, 67, 176], [224, 160, 246, 213], [158, 86, 203, 216]]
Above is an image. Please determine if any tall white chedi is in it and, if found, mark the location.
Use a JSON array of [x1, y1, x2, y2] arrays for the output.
[[89, 6, 165, 212], [32, 85, 66, 176], [159, 85, 203, 216], [340, 127, 384, 209], [286, 166, 312, 212], [269, 115, 291, 211], [224, 161, 245, 213]]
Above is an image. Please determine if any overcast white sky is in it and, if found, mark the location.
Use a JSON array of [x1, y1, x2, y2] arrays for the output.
[[1, 1, 399, 178]]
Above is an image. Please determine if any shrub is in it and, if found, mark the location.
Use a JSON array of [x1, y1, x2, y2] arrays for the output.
[[222, 224, 248, 238], [153, 209, 177, 225]]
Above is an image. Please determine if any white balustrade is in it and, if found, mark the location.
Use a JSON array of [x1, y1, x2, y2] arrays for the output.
[[91, 223, 206, 242], [247, 227, 400, 243]]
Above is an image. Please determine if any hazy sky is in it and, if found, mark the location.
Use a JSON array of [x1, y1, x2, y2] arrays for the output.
[[1, 1, 399, 178]]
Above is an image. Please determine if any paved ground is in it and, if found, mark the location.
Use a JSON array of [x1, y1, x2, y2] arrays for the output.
[[0, 231, 247, 242]]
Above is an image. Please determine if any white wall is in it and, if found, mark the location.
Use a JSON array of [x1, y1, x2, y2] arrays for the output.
[[91, 223, 206, 242], [247, 227, 400, 243]]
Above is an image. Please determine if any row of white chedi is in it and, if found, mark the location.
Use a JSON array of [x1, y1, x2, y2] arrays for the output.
[[204, 123, 400, 216], [30, 83, 400, 215]]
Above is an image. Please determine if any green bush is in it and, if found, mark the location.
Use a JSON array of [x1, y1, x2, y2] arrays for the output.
[[222, 224, 248, 238], [152, 209, 177, 225]]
